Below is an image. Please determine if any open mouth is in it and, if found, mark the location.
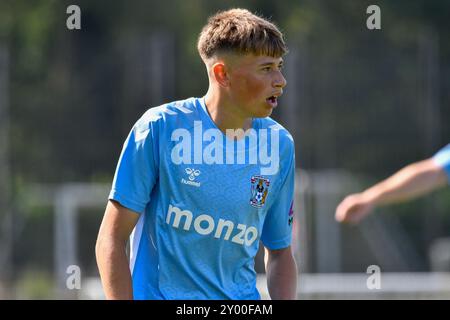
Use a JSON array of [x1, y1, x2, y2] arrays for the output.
[[266, 96, 278, 107]]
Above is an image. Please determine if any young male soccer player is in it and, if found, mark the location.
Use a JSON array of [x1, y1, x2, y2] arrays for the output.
[[96, 8, 298, 300], [335, 144, 450, 224]]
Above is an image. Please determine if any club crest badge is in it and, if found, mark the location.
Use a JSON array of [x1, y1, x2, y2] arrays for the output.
[[250, 175, 270, 208]]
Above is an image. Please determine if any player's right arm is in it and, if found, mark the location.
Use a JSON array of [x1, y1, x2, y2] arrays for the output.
[[97, 109, 160, 299], [335, 158, 448, 224], [96, 200, 139, 300]]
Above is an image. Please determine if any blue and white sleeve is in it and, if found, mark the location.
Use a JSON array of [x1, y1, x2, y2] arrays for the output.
[[432, 144, 450, 183], [109, 117, 159, 214], [260, 143, 295, 250]]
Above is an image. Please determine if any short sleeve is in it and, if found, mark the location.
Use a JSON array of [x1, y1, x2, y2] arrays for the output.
[[108, 117, 159, 214], [432, 144, 450, 183], [260, 142, 295, 250]]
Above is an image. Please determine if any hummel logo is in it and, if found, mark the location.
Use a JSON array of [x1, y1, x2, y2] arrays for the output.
[[181, 168, 201, 187], [185, 168, 201, 181]]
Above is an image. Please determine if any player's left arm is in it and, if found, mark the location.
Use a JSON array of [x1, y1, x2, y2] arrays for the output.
[[265, 245, 297, 300], [261, 131, 297, 299]]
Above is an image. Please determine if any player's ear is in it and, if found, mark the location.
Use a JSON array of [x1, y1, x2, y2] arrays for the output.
[[212, 62, 230, 87]]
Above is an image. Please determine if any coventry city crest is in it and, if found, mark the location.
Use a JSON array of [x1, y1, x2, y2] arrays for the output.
[[250, 175, 270, 208]]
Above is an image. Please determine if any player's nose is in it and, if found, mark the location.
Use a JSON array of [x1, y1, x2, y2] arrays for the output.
[[273, 71, 287, 89]]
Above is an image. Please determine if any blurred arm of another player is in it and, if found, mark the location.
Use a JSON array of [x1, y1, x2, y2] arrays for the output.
[[335, 158, 448, 224], [96, 200, 139, 299]]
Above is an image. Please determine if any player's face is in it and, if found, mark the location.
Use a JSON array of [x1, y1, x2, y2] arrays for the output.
[[227, 54, 287, 118]]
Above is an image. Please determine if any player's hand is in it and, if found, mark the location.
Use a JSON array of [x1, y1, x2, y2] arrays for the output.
[[335, 193, 375, 224]]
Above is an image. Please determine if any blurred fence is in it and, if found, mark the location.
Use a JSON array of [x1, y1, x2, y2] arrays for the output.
[[79, 273, 450, 300], [2, 169, 449, 299]]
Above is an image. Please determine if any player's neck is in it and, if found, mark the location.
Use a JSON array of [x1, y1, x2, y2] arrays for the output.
[[203, 90, 252, 134]]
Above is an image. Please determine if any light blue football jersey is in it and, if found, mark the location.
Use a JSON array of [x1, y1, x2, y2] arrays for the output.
[[109, 97, 295, 300], [433, 144, 450, 183]]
